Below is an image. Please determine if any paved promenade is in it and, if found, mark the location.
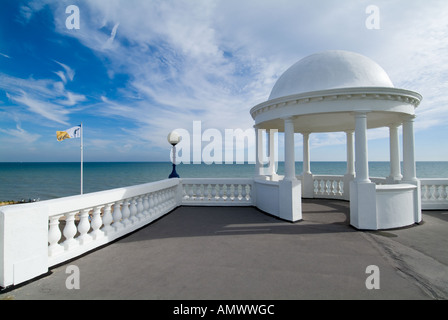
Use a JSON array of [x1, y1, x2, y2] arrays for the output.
[[1, 199, 447, 300]]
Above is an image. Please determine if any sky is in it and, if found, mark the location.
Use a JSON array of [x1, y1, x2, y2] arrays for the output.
[[0, 0, 448, 162]]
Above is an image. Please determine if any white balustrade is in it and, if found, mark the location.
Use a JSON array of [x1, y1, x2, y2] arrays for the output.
[[313, 175, 344, 199], [5, 174, 447, 288], [181, 178, 253, 205], [42, 179, 180, 268], [420, 179, 448, 210]]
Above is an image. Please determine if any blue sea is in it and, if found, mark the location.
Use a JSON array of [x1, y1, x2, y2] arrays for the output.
[[1, 162, 448, 201]]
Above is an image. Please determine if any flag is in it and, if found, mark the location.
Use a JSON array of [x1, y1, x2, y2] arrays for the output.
[[57, 125, 81, 141]]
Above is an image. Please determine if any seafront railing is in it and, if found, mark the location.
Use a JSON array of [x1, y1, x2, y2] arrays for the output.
[[313, 175, 344, 199], [0, 177, 256, 288], [181, 178, 254, 206], [1, 175, 446, 288], [47, 179, 180, 267], [420, 178, 448, 210]]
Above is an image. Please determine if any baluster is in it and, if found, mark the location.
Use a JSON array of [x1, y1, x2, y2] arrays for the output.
[[101, 203, 114, 235], [149, 193, 155, 216], [222, 184, 229, 201], [136, 196, 145, 220], [229, 184, 235, 201], [121, 199, 132, 227], [154, 191, 161, 216], [188, 184, 195, 200], [158, 190, 164, 214], [338, 181, 344, 196], [439, 185, 447, 201], [159, 190, 165, 213], [319, 180, 325, 195], [143, 194, 150, 217], [236, 184, 242, 201], [211, 184, 217, 201], [198, 184, 205, 201], [433, 185, 440, 200], [48, 215, 64, 255], [113, 200, 124, 231], [422, 185, 429, 201], [78, 208, 92, 245], [331, 180, 337, 195], [164, 190, 169, 210], [129, 197, 139, 223], [205, 184, 211, 201], [63, 211, 79, 250], [90, 206, 104, 240], [182, 184, 189, 200], [242, 184, 248, 201], [217, 184, 224, 201], [246, 184, 252, 201], [171, 187, 176, 207]]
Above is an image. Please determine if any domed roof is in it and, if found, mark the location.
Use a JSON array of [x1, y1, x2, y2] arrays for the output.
[[269, 50, 394, 100]]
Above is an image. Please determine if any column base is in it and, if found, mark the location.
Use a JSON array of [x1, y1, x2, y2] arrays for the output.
[[279, 179, 302, 222]]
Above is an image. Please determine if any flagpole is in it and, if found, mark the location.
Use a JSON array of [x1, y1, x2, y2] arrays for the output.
[[80, 122, 83, 195]]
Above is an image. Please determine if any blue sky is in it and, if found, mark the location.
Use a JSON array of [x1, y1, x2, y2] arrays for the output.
[[0, 0, 447, 162]]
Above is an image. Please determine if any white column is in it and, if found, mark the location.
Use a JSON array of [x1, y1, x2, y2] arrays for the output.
[[284, 117, 296, 180], [402, 115, 417, 181], [302, 132, 311, 175], [343, 130, 355, 200], [354, 112, 370, 183], [301, 131, 314, 198], [345, 130, 355, 176], [267, 129, 277, 176], [254, 125, 263, 176], [389, 123, 402, 182]]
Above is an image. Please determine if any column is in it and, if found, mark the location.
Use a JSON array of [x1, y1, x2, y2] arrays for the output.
[[402, 115, 417, 181], [254, 125, 264, 177], [343, 130, 355, 199], [354, 112, 370, 183], [389, 123, 402, 182], [301, 132, 314, 197], [302, 132, 311, 175], [267, 129, 277, 176], [345, 130, 355, 176], [284, 117, 296, 180]]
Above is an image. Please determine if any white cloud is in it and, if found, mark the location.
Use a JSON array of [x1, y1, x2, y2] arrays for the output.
[[0, 122, 41, 143], [11, 0, 448, 159]]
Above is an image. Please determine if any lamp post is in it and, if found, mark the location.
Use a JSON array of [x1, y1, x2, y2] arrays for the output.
[[167, 131, 181, 178]]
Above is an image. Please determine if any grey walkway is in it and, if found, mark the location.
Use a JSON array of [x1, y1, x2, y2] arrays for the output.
[[1, 200, 448, 300]]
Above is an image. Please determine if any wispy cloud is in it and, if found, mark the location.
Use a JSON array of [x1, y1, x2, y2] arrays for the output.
[[5, 0, 448, 160], [0, 122, 41, 143], [0, 59, 84, 125]]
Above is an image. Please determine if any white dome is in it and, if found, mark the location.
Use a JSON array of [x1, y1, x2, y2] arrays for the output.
[[269, 50, 394, 100]]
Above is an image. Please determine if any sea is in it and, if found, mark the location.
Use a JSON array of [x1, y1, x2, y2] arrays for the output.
[[1, 161, 448, 201]]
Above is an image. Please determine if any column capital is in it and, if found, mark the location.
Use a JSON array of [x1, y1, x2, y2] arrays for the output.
[[354, 111, 369, 117], [403, 114, 417, 122], [388, 122, 402, 129], [282, 116, 295, 123]]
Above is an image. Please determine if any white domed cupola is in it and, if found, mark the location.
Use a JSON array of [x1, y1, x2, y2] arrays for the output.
[[249, 50, 423, 231], [269, 50, 394, 100]]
